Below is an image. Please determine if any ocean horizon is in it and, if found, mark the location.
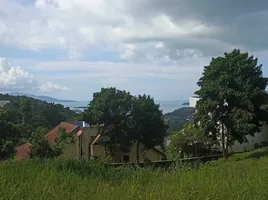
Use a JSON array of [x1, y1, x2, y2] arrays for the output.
[[56, 100, 188, 114]]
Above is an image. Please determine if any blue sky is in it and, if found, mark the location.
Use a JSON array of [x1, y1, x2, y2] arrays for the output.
[[1, 0, 268, 101]]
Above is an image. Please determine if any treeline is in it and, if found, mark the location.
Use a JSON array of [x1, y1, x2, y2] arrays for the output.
[[0, 94, 80, 159]]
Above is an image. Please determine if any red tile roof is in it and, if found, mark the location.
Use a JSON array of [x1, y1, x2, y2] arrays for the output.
[[15, 142, 31, 160], [46, 122, 79, 144]]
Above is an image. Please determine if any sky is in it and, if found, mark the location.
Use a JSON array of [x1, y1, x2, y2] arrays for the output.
[[1, 0, 268, 101]]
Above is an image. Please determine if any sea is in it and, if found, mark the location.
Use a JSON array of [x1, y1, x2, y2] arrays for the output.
[[55, 100, 188, 114]]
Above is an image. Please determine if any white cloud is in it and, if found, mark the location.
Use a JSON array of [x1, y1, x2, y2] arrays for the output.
[[39, 81, 70, 92], [0, 57, 69, 92], [30, 58, 208, 80], [1, 0, 267, 62]]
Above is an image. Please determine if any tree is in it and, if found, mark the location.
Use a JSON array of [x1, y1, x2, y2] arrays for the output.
[[30, 136, 62, 159], [83, 87, 134, 155], [167, 122, 213, 159], [30, 127, 74, 159], [0, 121, 21, 160], [131, 94, 168, 161], [83, 88, 168, 159], [194, 49, 268, 160]]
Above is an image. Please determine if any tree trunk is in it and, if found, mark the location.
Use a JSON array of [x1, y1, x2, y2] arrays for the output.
[[221, 123, 228, 161], [225, 129, 230, 160], [136, 141, 140, 163]]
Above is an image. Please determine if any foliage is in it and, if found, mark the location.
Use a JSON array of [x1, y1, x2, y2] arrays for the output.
[[84, 87, 134, 153], [0, 121, 21, 160], [0, 93, 80, 131], [0, 93, 80, 159], [30, 128, 74, 159], [1, 148, 268, 199], [83, 88, 167, 154], [131, 94, 168, 145], [194, 49, 268, 160], [30, 136, 62, 159], [55, 127, 75, 149], [167, 122, 214, 159], [131, 94, 168, 161], [164, 107, 195, 134]]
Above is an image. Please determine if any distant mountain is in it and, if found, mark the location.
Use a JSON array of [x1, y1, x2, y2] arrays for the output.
[[9, 92, 77, 103], [182, 102, 189, 105]]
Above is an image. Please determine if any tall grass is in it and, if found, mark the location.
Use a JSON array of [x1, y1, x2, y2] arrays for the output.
[[1, 148, 268, 200]]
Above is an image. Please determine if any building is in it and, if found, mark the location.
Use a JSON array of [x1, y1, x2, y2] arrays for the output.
[[16, 121, 166, 162], [0, 100, 10, 108], [189, 96, 200, 108], [189, 95, 268, 153]]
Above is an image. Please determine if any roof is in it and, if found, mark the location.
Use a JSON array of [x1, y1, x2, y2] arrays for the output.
[[46, 122, 79, 144], [15, 142, 31, 160]]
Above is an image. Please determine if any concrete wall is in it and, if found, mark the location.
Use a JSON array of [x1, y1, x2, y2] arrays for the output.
[[59, 126, 164, 162], [93, 141, 163, 163], [59, 126, 100, 158], [229, 124, 268, 153], [81, 127, 100, 156], [61, 140, 79, 158]]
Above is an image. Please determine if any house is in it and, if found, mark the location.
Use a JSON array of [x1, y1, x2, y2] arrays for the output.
[[90, 134, 166, 163], [0, 100, 10, 108], [188, 94, 268, 153], [15, 142, 31, 160], [15, 121, 166, 163]]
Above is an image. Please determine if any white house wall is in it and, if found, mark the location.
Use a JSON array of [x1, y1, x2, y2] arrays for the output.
[[189, 96, 200, 108]]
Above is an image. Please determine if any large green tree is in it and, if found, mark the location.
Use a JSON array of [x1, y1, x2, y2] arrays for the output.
[[83, 88, 168, 158], [195, 49, 268, 160], [83, 87, 134, 155], [132, 94, 168, 161]]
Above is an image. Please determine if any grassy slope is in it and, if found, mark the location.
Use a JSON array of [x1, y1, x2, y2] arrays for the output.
[[1, 148, 268, 200]]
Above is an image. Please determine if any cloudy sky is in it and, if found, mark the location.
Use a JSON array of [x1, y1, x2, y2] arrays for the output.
[[1, 0, 268, 101]]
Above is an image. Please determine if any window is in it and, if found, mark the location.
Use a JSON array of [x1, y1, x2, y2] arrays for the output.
[[122, 155, 129, 163]]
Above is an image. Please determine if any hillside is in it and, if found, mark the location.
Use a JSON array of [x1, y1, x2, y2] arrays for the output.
[[164, 107, 195, 134], [0, 93, 81, 146], [1, 147, 268, 199], [9, 92, 77, 103]]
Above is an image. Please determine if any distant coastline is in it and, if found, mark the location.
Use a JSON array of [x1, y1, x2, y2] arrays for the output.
[[8, 92, 77, 103], [58, 100, 189, 114]]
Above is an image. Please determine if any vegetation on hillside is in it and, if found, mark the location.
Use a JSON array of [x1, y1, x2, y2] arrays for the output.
[[195, 49, 268, 160], [164, 107, 195, 134], [1, 147, 268, 199], [0, 93, 81, 160]]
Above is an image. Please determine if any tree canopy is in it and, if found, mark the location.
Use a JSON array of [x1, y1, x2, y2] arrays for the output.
[[167, 122, 214, 159], [83, 87, 168, 155], [194, 49, 268, 160]]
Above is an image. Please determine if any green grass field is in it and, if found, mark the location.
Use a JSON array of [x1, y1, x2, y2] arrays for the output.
[[1, 148, 268, 200]]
